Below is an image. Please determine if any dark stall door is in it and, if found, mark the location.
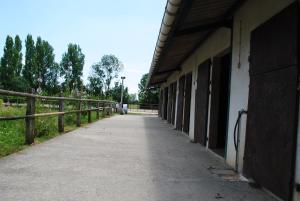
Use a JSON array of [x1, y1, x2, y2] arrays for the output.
[[159, 90, 163, 117], [243, 3, 298, 201], [183, 73, 193, 134], [194, 60, 211, 145], [176, 75, 185, 130], [171, 82, 177, 125], [163, 87, 168, 120], [167, 84, 173, 123], [208, 53, 231, 158]]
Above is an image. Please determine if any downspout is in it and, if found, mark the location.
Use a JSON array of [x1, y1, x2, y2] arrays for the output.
[[147, 0, 182, 87]]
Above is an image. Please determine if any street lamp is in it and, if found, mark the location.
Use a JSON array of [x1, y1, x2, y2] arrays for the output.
[[37, 73, 43, 94], [120, 76, 126, 114]]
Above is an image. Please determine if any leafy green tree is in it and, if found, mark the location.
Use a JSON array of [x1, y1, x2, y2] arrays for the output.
[[138, 73, 159, 104], [129, 93, 138, 104], [45, 62, 60, 95], [107, 81, 129, 103], [60, 44, 85, 92], [35, 37, 46, 87], [87, 77, 104, 98], [13, 35, 23, 76], [35, 37, 59, 94], [10, 76, 30, 92], [99, 55, 123, 93], [23, 34, 37, 88], [0, 36, 14, 89], [0, 35, 27, 91], [87, 62, 105, 97]]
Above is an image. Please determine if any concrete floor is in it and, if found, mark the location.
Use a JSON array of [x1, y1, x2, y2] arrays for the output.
[[0, 115, 276, 201]]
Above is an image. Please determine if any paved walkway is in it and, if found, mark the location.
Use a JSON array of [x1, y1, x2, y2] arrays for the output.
[[0, 115, 275, 201]]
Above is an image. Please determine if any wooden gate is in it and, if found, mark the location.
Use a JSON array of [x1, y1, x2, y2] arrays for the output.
[[194, 60, 211, 145], [183, 73, 193, 133], [243, 4, 298, 200], [176, 75, 185, 130]]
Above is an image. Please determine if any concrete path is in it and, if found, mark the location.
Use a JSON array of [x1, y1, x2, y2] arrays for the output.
[[0, 115, 276, 201]]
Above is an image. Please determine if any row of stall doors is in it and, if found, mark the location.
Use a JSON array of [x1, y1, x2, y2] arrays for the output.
[[160, 3, 297, 200]]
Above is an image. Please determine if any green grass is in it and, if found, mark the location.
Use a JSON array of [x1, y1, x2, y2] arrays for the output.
[[128, 104, 139, 109], [0, 103, 114, 157], [0, 107, 26, 157]]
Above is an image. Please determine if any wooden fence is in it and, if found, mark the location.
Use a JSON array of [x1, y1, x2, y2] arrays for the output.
[[0, 89, 116, 145], [127, 104, 158, 114]]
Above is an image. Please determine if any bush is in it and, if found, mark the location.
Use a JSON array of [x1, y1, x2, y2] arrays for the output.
[[0, 99, 3, 107]]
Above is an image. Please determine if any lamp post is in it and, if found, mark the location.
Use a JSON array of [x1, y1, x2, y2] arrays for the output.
[[37, 73, 43, 94], [120, 76, 126, 114]]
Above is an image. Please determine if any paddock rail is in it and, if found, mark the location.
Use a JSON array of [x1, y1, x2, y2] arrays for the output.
[[0, 89, 116, 144]]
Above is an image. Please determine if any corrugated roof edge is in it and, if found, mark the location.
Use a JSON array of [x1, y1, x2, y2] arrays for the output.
[[146, 0, 182, 88]]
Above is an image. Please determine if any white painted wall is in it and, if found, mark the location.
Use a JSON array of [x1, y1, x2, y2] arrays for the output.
[[226, 0, 295, 174]]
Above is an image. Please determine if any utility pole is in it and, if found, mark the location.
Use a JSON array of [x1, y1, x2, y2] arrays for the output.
[[120, 76, 126, 114]]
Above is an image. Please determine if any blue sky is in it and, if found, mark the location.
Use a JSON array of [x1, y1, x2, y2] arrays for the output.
[[0, 0, 166, 94]]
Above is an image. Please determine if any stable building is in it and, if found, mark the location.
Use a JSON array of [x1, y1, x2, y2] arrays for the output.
[[147, 0, 299, 201]]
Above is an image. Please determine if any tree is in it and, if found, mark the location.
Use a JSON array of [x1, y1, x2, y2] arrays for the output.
[[87, 54, 123, 97], [87, 62, 105, 97], [60, 44, 85, 92], [128, 93, 138, 104], [0, 36, 14, 89], [13, 35, 23, 76], [108, 81, 129, 103], [45, 62, 60, 95], [35, 37, 46, 87], [0, 35, 28, 91], [100, 54, 123, 93], [23, 34, 37, 88], [35, 37, 59, 94], [138, 73, 159, 104]]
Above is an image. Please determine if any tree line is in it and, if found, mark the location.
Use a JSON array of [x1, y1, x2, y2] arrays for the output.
[[0, 34, 158, 104]]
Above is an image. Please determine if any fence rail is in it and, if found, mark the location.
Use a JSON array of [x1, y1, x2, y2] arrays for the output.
[[0, 89, 116, 145], [127, 104, 158, 114]]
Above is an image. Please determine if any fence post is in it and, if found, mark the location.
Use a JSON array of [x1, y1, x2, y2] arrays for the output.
[[76, 99, 82, 127], [88, 101, 92, 123], [25, 88, 35, 145], [58, 92, 64, 133], [96, 102, 100, 120], [103, 103, 107, 117], [110, 103, 113, 115]]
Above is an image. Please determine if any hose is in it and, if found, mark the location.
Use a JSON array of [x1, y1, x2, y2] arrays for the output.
[[233, 109, 247, 151], [233, 109, 247, 172]]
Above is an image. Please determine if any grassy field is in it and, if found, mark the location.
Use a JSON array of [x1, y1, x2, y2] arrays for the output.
[[0, 102, 110, 157]]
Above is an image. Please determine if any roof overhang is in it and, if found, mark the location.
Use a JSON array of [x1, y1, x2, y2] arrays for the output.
[[147, 0, 245, 87]]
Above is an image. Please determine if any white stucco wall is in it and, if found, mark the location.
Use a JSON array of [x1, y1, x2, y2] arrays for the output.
[[164, 27, 231, 140], [226, 0, 295, 174]]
